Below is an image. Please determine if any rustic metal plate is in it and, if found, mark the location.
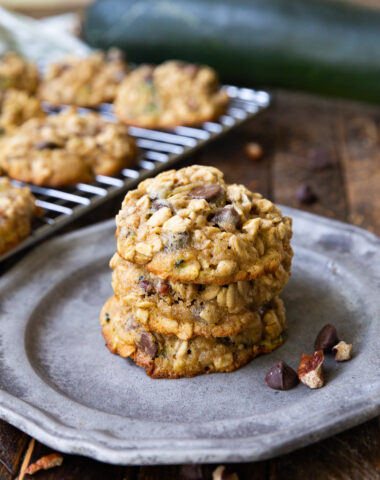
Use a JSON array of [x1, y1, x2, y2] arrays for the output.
[[0, 207, 379, 465]]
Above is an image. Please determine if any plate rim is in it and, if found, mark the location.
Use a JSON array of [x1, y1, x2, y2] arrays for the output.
[[1, 207, 380, 465]]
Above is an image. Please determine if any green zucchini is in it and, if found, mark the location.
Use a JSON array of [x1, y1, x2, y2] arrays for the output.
[[83, 0, 380, 104]]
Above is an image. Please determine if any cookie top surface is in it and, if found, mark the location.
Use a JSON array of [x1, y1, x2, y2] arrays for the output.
[[0, 89, 45, 133], [116, 165, 293, 284], [39, 49, 129, 107], [111, 253, 291, 339], [0, 177, 39, 254], [114, 60, 229, 128], [0, 52, 39, 94], [0, 107, 137, 186], [101, 295, 286, 378]]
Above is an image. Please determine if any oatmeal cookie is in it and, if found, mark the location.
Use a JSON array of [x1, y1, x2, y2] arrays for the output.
[[116, 165, 293, 284], [111, 252, 291, 339], [0, 52, 39, 94], [39, 49, 129, 107], [101, 295, 286, 378], [0, 89, 45, 133], [0, 177, 40, 255], [114, 61, 228, 128], [0, 107, 137, 186]]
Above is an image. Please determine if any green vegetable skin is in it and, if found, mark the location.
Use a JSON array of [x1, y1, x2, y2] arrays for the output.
[[83, 0, 380, 104]]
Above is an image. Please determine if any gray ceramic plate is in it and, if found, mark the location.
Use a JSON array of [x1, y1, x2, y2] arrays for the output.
[[0, 207, 380, 465]]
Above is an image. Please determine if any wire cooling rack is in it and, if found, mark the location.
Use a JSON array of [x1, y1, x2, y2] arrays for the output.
[[0, 86, 270, 263]]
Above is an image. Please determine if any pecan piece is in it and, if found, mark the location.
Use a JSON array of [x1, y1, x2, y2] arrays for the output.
[[139, 279, 155, 295], [333, 341, 353, 361], [298, 350, 324, 389], [25, 453, 63, 475], [213, 465, 239, 480]]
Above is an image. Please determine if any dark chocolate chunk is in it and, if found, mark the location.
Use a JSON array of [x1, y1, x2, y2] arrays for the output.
[[190, 183, 221, 201], [314, 324, 339, 352], [265, 360, 298, 390], [137, 332, 157, 359], [296, 184, 318, 204], [139, 280, 155, 295], [34, 141, 61, 150], [151, 199, 169, 212], [157, 280, 171, 296], [211, 206, 240, 229]]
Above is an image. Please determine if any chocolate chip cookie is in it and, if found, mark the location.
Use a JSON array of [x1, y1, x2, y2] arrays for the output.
[[0, 177, 40, 255], [39, 49, 128, 107], [111, 252, 291, 339], [0, 107, 137, 186], [116, 165, 293, 284], [114, 61, 228, 128], [101, 295, 286, 378], [0, 89, 45, 133], [0, 52, 39, 94]]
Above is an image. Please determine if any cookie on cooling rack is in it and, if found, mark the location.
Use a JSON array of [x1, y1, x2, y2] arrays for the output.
[[0, 177, 40, 255], [100, 295, 286, 379], [39, 49, 129, 108], [110, 252, 291, 339], [0, 52, 39, 94], [116, 165, 293, 284], [0, 107, 137, 186], [0, 89, 45, 133], [114, 60, 229, 128]]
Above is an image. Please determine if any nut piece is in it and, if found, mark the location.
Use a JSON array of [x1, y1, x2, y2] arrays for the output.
[[265, 360, 299, 390], [213, 465, 239, 480], [245, 142, 263, 161], [25, 453, 63, 475], [314, 324, 339, 352], [298, 350, 324, 389], [333, 341, 353, 361]]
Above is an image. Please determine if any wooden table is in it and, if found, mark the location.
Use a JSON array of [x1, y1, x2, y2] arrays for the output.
[[1, 90, 380, 480]]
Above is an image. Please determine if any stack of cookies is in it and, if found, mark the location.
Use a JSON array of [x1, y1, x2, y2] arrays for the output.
[[100, 165, 293, 378]]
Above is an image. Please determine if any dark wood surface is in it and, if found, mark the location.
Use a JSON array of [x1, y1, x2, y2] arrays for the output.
[[1, 90, 380, 479]]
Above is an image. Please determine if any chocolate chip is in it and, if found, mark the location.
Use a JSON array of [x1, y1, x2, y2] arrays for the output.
[[314, 324, 339, 352], [308, 147, 333, 171], [137, 332, 157, 359], [151, 199, 169, 212], [139, 280, 154, 295], [265, 360, 298, 390], [34, 141, 61, 150], [211, 206, 240, 230], [295, 184, 318, 204], [190, 183, 221, 201], [157, 280, 170, 296]]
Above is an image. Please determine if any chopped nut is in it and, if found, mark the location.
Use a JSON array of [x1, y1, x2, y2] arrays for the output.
[[298, 350, 324, 389], [25, 453, 63, 475], [245, 142, 263, 161], [333, 341, 353, 361], [213, 465, 239, 480], [314, 324, 339, 352]]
